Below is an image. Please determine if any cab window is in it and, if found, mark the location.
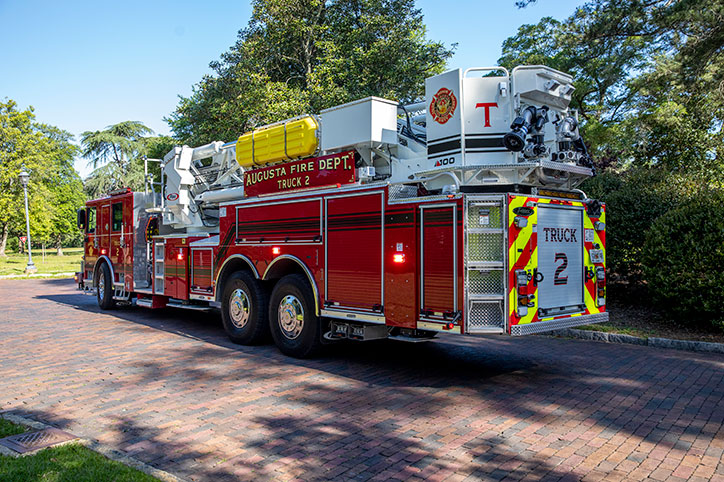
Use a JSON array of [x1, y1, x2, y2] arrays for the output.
[[87, 207, 96, 233], [111, 203, 123, 232]]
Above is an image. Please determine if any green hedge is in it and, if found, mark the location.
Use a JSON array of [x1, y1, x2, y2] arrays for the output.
[[581, 168, 692, 286], [642, 190, 724, 330]]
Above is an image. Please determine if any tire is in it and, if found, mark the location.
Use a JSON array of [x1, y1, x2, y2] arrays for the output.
[[96, 262, 116, 310], [220, 271, 269, 345], [269, 274, 322, 358]]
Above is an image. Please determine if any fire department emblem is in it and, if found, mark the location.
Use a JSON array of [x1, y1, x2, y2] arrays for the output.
[[429, 87, 457, 124]]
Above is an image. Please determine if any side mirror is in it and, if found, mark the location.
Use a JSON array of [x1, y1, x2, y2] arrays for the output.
[[77, 208, 86, 231]]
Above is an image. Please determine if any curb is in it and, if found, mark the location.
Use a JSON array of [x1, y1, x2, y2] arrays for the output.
[[0, 272, 75, 280], [550, 328, 724, 354], [0, 412, 187, 482]]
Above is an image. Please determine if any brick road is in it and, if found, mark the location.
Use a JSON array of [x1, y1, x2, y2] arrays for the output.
[[0, 278, 723, 481]]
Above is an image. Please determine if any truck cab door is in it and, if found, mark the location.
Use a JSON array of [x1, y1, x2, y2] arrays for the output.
[[108, 201, 128, 288], [99, 204, 110, 259], [84, 206, 98, 276]]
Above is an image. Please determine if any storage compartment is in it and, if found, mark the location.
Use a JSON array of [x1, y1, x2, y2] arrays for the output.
[[191, 248, 214, 294], [420, 204, 458, 318], [320, 97, 398, 151], [236, 116, 319, 167]]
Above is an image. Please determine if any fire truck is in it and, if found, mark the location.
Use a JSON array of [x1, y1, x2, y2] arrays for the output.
[[76, 65, 608, 358]]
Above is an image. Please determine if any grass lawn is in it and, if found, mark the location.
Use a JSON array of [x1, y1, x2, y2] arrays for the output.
[[0, 247, 82, 277], [0, 419, 158, 482]]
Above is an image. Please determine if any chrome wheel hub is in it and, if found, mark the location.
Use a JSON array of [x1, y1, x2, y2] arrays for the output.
[[98, 272, 105, 299], [278, 295, 304, 340], [229, 288, 251, 328]]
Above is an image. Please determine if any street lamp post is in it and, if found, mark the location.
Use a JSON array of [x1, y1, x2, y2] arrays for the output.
[[18, 170, 36, 274]]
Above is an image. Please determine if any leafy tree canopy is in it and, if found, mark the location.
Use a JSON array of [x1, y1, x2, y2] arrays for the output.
[[167, 0, 455, 146], [81, 122, 172, 198], [0, 99, 84, 255]]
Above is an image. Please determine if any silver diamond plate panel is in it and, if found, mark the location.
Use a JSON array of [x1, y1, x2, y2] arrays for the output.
[[467, 232, 504, 263], [468, 269, 504, 295], [510, 312, 609, 336], [467, 203, 502, 229], [388, 184, 419, 201], [467, 301, 504, 331]]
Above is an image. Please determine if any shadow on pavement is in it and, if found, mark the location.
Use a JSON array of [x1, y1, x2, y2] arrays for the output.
[[26, 278, 724, 481]]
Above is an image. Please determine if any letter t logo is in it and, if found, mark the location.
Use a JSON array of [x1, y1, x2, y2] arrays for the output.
[[475, 102, 498, 128]]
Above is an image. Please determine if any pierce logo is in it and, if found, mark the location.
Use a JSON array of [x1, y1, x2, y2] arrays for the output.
[[429, 87, 457, 124], [434, 157, 455, 167]]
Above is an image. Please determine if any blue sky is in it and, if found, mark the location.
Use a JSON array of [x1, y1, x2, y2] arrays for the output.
[[0, 0, 583, 178]]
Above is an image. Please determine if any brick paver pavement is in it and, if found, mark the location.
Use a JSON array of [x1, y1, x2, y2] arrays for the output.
[[1, 278, 723, 481]]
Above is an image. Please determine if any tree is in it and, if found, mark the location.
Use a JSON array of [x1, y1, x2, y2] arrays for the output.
[[81, 121, 154, 198], [0, 100, 84, 257], [167, 0, 454, 146]]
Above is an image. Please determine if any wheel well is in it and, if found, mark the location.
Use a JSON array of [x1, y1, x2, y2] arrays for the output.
[[263, 256, 320, 316], [93, 256, 114, 286], [263, 258, 306, 281], [215, 256, 259, 302]]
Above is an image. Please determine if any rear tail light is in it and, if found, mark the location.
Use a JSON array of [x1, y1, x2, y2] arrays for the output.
[[515, 269, 533, 317], [596, 267, 606, 307], [515, 269, 528, 288]]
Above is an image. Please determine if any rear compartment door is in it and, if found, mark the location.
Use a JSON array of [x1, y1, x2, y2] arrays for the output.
[[536, 205, 585, 317], [325, 192, 384, 313], [420, 204, 458, 320]]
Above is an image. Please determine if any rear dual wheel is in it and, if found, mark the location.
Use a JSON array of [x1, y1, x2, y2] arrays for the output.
[[269, 274, 322, 358], [220, 271, 322, 358], [221, 271, 269, 345]]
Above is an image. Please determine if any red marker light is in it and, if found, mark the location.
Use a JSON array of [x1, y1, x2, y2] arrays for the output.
[[393, 253, 405, 263], [177, 253, 184, 261], [272, 247, 281, 255], [101, 248, 107, 255]]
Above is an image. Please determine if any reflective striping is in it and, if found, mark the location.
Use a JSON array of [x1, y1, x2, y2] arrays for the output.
[[507, 196, 606, 329], [507, 195, 539, 325]]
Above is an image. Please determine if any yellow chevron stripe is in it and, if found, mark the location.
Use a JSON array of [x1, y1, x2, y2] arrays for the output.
[[509, 195, 539, 325]]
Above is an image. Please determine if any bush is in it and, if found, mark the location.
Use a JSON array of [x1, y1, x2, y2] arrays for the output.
[[581, 168, 692, 288], [642, 189, 724, 331]]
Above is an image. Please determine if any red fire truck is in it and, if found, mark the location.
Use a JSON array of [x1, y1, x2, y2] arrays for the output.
[[77, 65, 607, 358]]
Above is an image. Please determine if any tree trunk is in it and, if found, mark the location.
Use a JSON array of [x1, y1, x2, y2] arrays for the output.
[[0, 223, 8, 258], [55, 234, 64, 256]]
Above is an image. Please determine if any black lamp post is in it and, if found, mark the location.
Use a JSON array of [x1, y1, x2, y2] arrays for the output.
[[18, 170, 36, 274]]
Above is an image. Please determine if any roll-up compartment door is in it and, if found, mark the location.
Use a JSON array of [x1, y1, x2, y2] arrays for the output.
[[420, 205, 457, 319], [325, 192, 384, 311]]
